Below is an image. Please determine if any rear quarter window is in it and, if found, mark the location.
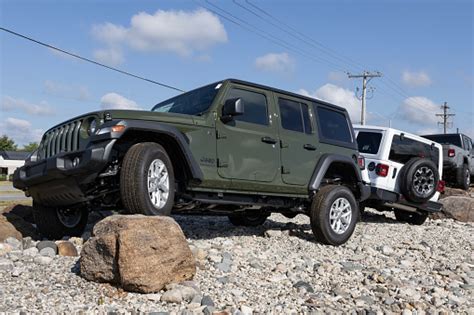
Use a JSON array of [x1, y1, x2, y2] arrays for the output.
[[389, 135, 439, 165], [314, 105, 354, 146], [357, 131, 382, 154]]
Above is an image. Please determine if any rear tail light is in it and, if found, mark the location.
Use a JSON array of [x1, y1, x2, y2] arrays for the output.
[[376, 163, 389, 177], [437, 180, 445, 193], [448, 149, 455, 157], [357, 156, 366, 169]]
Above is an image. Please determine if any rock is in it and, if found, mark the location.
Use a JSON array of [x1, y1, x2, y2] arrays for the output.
[[146, 293, 162, 302], [68, 237, 83, 247], [0, 243, 12, 256], [0, 215, 22, 241], [1, 213, 39, 240], [217, 262, 231, 272], [34, 256, 53, 265], [39, 247, 56, 257], [440, 187, 471, 199], [264, 229, 282, 237], [161, 288, 183, 303], [80, 215, 196, 293], [438, 197, 474, 222], [381, 245, 394, 256], [240, 305, 253, 315], [57, 241, 78, 256], [1, 205, 34, 223], [0, 257, 14, 271], [201, 295, 215, 307], [293, 280, 314, 293], [36, 241, 58, 253], [4, 237, 22, 250], [22, 237, 33, 249], [23, 247, 38, 257]]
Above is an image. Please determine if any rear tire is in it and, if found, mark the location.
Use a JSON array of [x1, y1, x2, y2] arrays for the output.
[[120, 142, 175, 215], [400, 158, 439, 203], [228, 211, 268, 226], [394, 209, 428, 225], [310, 185, 358, 246], [33, 202, 88, 239], [457, 164, 470, 190]]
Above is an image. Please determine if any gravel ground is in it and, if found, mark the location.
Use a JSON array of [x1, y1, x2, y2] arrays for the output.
[[1, 208, 473, 314]]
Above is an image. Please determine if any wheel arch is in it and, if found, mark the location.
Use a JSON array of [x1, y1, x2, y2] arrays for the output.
[[113, 121, 203, 185], [309, 154, 364, 198]]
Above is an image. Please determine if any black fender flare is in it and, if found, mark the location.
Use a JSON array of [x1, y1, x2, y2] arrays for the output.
[[309, 154, 369, 201], [110, 119, 204, 182]]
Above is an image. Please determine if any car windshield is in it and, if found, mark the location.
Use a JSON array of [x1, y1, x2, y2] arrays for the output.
[[357, 131, 382, 154], [422, 134, 462, 147], [152, 83, 221, 115]]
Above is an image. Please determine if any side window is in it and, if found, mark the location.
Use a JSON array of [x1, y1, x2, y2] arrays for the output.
[[225, 88, 268, 125], [357, 132, 383, 154], [315, 105, 352, 143], [278, 98, 312, 134], [389, 135, 439, 165]]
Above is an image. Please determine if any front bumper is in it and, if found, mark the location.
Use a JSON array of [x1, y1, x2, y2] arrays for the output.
[[13, 139, 116, 206], [369, 187, 442, 213]]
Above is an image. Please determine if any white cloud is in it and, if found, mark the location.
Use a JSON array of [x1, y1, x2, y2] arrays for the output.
[[1, 96, 55, 116], [100, 93, 141, 110], [93, 47, 124, 66], [255, 52, 294, 73], [44, 80, 91, 101], [92, 8, 227, 59], [401, 70, 432, 87], [0, 117, 43, 145], [298, 83, 360, 121], [399, 96, 439, 125]]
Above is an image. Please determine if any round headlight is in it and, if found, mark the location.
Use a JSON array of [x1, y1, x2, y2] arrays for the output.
[[89, 119, 97, 135]]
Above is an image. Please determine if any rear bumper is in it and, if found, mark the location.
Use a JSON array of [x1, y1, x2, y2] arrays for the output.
[[368, 187, 442, 213], [13, 139, 116, 206]]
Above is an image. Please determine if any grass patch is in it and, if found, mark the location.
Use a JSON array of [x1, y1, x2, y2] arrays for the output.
[[0, 199, 32, 208], [0, 181, 13, 186], [0, 190, 23, 195]]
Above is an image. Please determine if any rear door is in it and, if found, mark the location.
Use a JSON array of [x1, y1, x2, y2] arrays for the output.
[[463, 135, 474, 173], [215, 84, 280, 182], [275, 94, 319, 185]]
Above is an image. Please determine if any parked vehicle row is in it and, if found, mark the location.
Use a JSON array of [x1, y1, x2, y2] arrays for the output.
[[13, 78, 466, 245]]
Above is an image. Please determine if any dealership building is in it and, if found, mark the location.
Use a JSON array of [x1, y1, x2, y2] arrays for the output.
[[0, 151, 30, 177]]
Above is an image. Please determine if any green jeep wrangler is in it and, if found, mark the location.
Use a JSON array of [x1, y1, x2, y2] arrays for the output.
[[13, 79, 369, 245]]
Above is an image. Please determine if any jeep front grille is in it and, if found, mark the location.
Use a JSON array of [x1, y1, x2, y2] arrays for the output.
[[38, 119, 84, 160]]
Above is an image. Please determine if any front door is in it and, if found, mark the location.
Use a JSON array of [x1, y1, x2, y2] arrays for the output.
[[215, 85, 280, 182], [275, 94, 320, 185]]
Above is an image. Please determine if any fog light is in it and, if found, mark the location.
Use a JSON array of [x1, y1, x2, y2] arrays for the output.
[[72, 157, 80, 167]]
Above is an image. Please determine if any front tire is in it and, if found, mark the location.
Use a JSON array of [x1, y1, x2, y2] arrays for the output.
[[457, 164, 470, 190], [394, 209, 428, 225], [120, 142, 175, 215], [310, 185, 358, 246], [33, 202, 88, 239]]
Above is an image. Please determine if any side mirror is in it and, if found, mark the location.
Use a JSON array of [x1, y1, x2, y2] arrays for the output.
[[221, 98, 244, 123]]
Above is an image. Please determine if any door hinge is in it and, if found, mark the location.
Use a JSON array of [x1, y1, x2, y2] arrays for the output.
[[281, 166, 290, 174], [217, 159, 228, 168]]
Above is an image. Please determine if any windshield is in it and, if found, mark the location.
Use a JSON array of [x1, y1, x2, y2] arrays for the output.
[[422, 134, 462, 147], [152, 83, 221, 115], [357, 131, 382, 154]]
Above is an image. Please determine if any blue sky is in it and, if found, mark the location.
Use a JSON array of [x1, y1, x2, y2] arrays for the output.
[[1, 0, 473, 145]]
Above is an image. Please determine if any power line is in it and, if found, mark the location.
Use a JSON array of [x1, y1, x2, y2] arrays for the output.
[[347, 71, 383, 125], [0, 26, 185, 93]]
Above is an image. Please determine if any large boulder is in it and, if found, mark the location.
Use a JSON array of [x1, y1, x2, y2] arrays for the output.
[[80, 215, 196, 293], [0, 215, 22, 242], [434, 196, 474, 222], [439, 187, 471, 199]]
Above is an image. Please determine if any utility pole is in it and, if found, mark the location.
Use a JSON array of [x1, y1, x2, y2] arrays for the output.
[[435, 102, 455, 134], [347, 71, 382, 125]]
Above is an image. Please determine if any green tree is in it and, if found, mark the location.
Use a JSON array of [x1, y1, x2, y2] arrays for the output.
[[22, 142, 39, 152], [0, 135, 17, 151]]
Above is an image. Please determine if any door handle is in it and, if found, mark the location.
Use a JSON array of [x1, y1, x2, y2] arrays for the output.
[[303, 144, 317, 151], [261, 136, 278, 144]]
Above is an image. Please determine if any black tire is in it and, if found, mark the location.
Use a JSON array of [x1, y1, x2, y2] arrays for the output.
[[33, 202, 88, 239], [456, 164, 470, 190], [394, 209, 428, 225], [399, 158, 439, 203], [120, 142, 175, 216], [310, 185, 358, 246], [228, 211, 268, 226]]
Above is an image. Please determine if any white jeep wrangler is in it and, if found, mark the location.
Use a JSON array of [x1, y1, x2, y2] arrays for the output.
[[354, 125, 444, 225]]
